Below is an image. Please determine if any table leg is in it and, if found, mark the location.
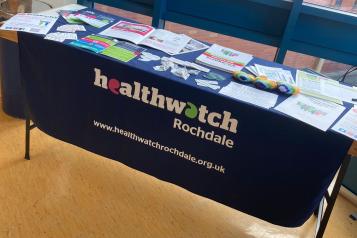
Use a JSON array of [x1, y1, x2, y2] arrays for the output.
[[24, 106, 36, 160], [25, 109, 31, 160], [315, 154, 352, 238]]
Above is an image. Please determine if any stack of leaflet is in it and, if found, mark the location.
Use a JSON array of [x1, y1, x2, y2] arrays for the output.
[[245, 64, 295, 85]]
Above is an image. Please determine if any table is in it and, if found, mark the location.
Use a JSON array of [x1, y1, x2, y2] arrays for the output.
[[16, 7, 353, 231]]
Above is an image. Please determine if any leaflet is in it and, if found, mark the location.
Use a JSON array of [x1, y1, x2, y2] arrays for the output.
[[296, 70, 342, 104], [1, 13, 58, 35], [332, 107, 357, 140], [219, 82, 278, 109], [274, 94, 346, 131]]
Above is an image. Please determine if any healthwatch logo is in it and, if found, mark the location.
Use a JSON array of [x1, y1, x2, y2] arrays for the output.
[[93, 68, 238, 148]]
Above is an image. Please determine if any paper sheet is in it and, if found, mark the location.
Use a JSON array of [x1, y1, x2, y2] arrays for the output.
[[1, 13, 58, 35], [219, 82, 278, 109], [332, 107, 357, 140], [274, 94, 346, 131]]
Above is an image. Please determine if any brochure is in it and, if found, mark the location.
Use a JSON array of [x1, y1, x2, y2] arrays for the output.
[[70, 35, 117, 53], [0, 13, 58, 35], [101, 41, 146, 62], [195, 44, 253, 73], [99, 21, 191, 55]]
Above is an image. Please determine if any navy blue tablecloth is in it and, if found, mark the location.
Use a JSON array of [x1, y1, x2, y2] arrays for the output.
[[18, 8, 353, 227]]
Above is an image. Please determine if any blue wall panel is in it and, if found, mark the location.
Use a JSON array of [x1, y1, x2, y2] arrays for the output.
[[293, 14, 357, 55], [83, 0, 357, 66], [166, 0, 289, 40]]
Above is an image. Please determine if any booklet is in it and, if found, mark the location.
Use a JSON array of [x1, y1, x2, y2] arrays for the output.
[[195, 44, 253, 73], [99, 21, 191, 55], [0, 13, 58, 35]]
